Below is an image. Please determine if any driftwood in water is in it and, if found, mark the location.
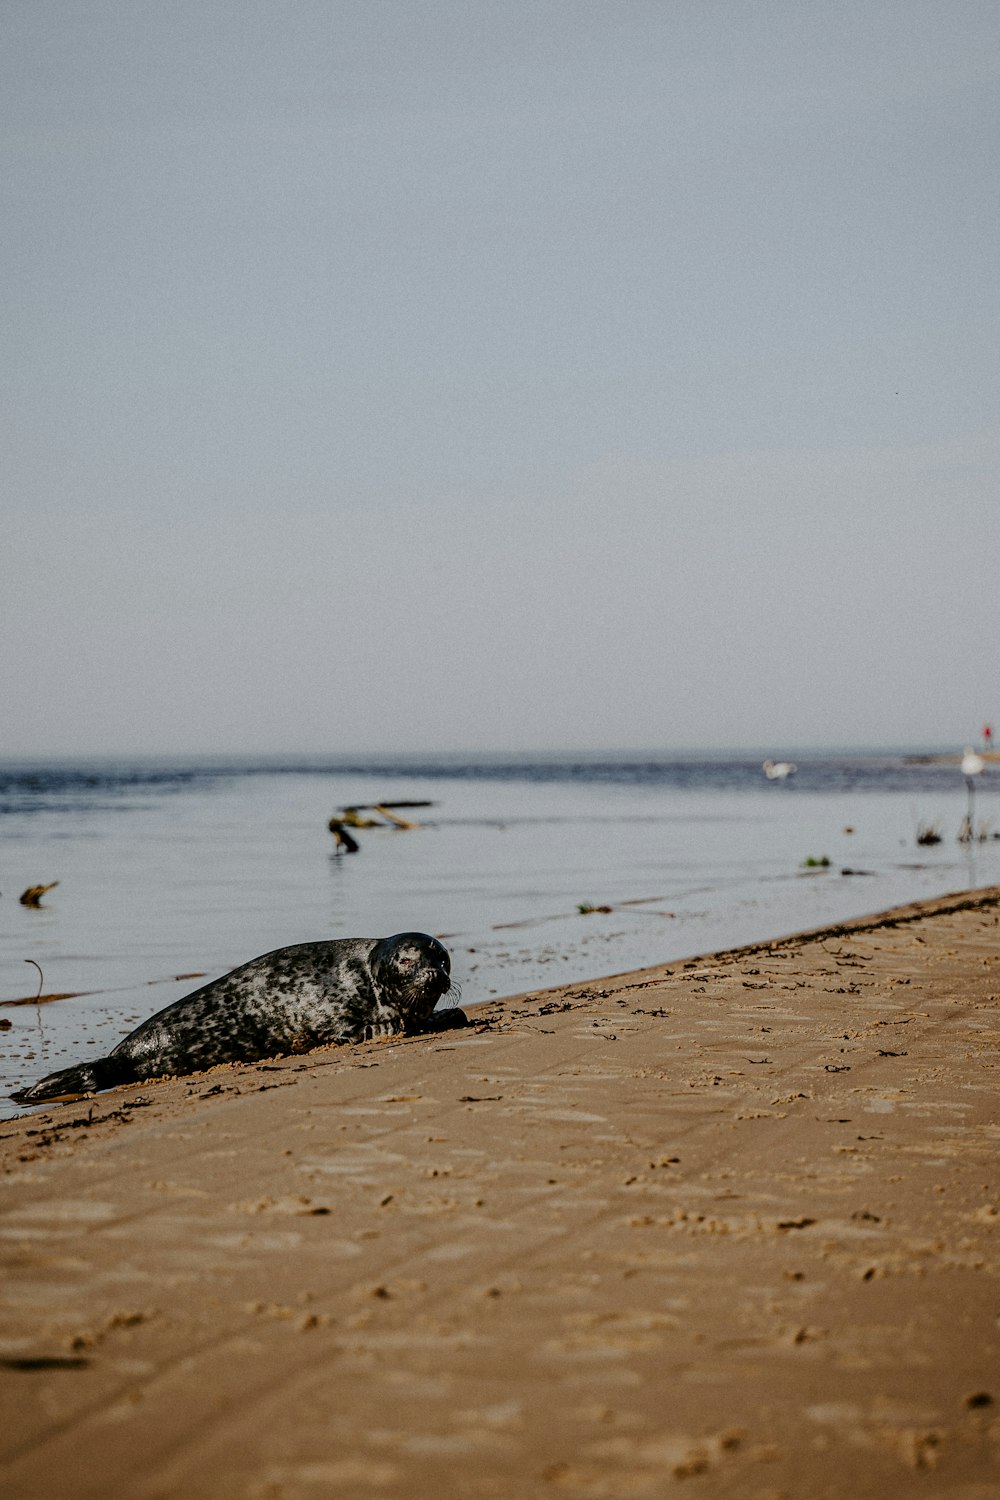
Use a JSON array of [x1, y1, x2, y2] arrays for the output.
[[5, 991, 85, 1006], [494, 895, 676, 931], [342, 802, 435, 809], [328, 820, 361, 854], [19, 883, 59, 908], [337, 801, 434, 831], [338, 809, 380, 828], [372, 804, 420, 829]]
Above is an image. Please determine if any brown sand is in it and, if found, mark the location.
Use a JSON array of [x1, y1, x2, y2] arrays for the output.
[[1, 888, 999, 1499]]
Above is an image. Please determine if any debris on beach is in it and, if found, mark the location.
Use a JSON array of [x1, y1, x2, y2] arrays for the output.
[[916, 822, 942, 846], [577, 902, 614, 915], [19, 883, 59, 908], [800, 856, 830, 869]]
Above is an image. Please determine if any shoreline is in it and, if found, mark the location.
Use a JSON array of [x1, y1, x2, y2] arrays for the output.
[[2, 888, 999, 1496], [5, 748, 1000, 1112]]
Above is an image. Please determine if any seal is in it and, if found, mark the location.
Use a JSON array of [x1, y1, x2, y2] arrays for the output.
[[11, 932, 458, 1105]]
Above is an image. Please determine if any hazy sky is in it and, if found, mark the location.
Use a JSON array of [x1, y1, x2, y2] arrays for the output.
[[4, 1, 998, 755]]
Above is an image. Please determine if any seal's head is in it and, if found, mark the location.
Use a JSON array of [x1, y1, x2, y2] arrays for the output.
[[370, 932, 452, 1030]]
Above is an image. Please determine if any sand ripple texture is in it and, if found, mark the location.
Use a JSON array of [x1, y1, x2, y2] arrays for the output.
[[1, 888, 999, 1499]]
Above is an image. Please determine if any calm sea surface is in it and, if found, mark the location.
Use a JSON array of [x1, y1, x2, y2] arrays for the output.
[[2, 751, 997, 1115]]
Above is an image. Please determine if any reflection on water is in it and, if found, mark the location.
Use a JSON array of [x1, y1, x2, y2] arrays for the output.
[[1, 753, 997, 1113]]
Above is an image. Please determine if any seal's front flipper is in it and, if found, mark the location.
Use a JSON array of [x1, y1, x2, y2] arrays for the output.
[[423, 1008, 469, 1033], [10, 1057, 125, 1106]]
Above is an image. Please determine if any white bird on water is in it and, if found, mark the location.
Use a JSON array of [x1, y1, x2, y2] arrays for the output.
[[961, 747, 985, 779], [959, 747, 986, 843], [762, 760, 797, 781]]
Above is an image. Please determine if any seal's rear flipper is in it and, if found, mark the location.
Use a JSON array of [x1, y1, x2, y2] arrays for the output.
[[10, 1057, 124, 1106]]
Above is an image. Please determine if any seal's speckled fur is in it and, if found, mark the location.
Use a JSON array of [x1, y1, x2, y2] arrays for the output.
[[11, 932, 452, 1104]]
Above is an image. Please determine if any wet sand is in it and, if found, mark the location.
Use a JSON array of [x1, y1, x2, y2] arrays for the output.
[[1, 888, 999, 1498]]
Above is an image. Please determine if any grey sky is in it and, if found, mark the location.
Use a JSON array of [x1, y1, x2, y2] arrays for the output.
[[4, 2, 998, 754]]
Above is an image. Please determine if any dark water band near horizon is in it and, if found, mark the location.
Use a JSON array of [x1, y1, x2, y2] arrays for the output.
[[2, 750, 997, 1115]]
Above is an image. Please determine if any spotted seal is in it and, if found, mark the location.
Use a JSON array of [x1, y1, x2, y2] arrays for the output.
[[11, 932, 458, 1105]]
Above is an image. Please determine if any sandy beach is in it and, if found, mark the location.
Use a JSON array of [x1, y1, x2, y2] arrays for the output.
[[2, 887, 999, 1498]]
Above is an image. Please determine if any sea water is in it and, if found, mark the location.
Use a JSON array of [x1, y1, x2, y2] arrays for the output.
[[2, 752, 996, 1114]]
